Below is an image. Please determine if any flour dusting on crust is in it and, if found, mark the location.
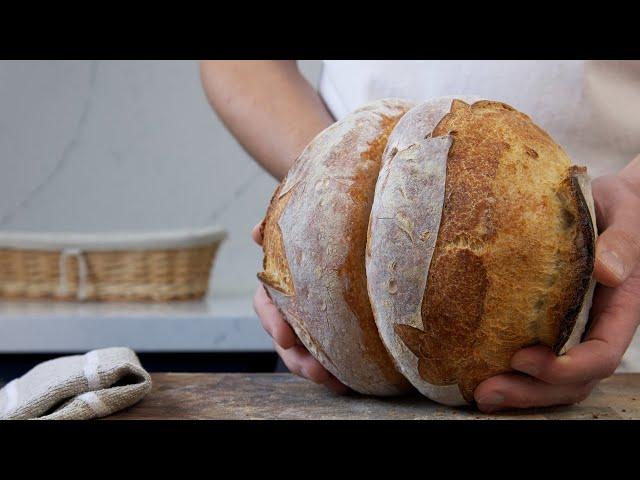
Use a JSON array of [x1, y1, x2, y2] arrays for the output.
[[265, 98, 414, 395]]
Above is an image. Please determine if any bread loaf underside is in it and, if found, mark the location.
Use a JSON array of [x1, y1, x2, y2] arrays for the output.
[[366, 98, 597, 405]]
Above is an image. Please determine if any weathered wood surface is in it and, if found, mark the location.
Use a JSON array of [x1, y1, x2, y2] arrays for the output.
[[106, 373, 640, 420]]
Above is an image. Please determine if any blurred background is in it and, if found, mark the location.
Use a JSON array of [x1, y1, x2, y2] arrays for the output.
[[0, 60, 323, 382]]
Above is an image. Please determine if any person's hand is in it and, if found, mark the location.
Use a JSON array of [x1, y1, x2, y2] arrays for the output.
[[251, 222, 350, 394], [474, 155, 640, 413]]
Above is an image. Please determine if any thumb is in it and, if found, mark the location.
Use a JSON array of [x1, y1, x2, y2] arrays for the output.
[[595, 227, 640, 286], [593, 169, 640, 287]]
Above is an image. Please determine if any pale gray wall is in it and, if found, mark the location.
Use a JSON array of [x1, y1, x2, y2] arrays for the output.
[[0, 60, 323, 296]]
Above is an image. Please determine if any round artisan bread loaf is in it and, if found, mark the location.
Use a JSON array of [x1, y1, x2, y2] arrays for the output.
[[258, 98, 414, 395], [366, 97, 597, 405]]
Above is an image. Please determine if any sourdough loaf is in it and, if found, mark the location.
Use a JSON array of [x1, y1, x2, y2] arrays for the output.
[[366, 98, 597, 405], [258, 98, 414, 395]]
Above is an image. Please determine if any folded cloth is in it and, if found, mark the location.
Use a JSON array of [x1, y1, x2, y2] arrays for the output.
[[0, 347, 152, 420]]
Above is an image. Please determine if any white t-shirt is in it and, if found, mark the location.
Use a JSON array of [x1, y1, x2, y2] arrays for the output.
[[318, 60, 640, 371]]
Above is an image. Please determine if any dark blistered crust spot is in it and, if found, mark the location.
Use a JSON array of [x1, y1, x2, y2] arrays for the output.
[[552, 169, 596, 352]]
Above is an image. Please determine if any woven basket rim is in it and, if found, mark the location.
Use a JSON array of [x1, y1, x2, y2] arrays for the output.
[[0, 226, 228, 251]]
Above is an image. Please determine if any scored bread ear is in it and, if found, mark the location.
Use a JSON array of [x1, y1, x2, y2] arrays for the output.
[[556, 167, 598, 354], [381, 95, 484, 156]]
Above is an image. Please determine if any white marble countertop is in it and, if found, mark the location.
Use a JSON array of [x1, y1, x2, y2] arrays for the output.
[[0, 294, 274, 353]]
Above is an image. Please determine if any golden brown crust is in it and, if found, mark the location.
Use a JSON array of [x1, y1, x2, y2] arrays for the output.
[[393, 100, 596, 401], [256, 183, 294, 295]]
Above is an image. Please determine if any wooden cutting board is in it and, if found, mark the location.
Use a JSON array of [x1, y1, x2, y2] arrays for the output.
[[106, 372, 640, 420]]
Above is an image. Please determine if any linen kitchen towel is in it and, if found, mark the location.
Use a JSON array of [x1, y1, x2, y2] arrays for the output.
[[0, 347, 151, 420]]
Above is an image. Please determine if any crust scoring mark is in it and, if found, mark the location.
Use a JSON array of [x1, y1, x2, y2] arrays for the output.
[[367, 128, 456, 401]]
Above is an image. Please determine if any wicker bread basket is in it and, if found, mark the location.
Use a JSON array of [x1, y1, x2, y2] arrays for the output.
[[0, 227, 227, 301]]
